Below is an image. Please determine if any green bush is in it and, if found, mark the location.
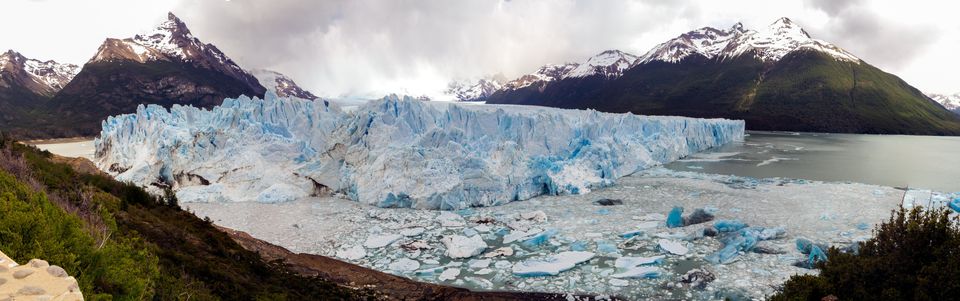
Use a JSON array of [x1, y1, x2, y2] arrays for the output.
[[772, 207, 960, 301], [0, 170, 160, 300], [0, 135, 363, 300]]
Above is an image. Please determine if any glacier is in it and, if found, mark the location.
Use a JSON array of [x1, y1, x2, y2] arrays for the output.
[[96, 94, 744, 210]]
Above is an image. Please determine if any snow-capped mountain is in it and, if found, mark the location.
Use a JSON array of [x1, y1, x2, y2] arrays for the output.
[[445, 74, 508, 101], [0, 50, 79, 97], [43, 12, 266, 137], [929, 93, 960, 114], [486, 17, 960, 135], [639, 17, 859, 64], [502, 50, 640, 92], [503, 63, 579, 91], [565, 50, 639, 78], [88, 12, 262, 91], [251, 69, 318, 100]]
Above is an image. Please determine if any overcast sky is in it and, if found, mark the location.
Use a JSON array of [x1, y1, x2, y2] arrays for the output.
[[3, 0, 957, 98]]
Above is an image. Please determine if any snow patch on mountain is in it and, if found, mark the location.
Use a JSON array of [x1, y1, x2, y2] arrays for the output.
[[96, 95, 744, 210], [639, 17, 859, 64], [503, 64, 579, 91], [500, 49, 640, 92], [0, 50, 79, 95], [89, 13, 251, 75], [565, 50, 639, 79], [446, 74, 508, 101], [251, 69, 319, 100], [929, 93, 960, 113]]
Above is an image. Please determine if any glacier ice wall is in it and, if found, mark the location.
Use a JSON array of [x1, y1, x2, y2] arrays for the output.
[[96, 94, 744, 210]]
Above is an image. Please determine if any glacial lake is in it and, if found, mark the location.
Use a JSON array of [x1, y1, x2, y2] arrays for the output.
[[665, 131, 960, 192], [28, 131, 960, 192]]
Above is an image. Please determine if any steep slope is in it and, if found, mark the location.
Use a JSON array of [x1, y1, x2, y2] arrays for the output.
[[251, 69, 319, 100], [44, 12, 265, 137], [0, 50, 79, 134], [929, 93, 960, 114], [487, 18, 960, 135]]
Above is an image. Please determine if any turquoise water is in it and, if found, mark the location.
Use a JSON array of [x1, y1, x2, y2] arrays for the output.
[[665, 131, 960, 192]]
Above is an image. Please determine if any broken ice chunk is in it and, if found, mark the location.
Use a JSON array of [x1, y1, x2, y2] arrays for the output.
[[437, 211, 466, 227], [439, 268, 461, 281], [611, 266, 662, 279], [522, 229, 558, 247], [620, 230, 645, 239], [614, 255, 665, 269], [363, 233, 402, 248], [713, 220, 748, 232], [950, 197, 960, 213], [657, 239, 689, 255], [482, 247, 515, 258], [468, 259, 491, 269], [336, 245, 367, 260], [636, 221, 660, 229], [388, 258, 421, 272], [596, 241, 620, 255], [442, 235, 488, 258], [503, 228, 542, 244], [512, 251, 596, 277], [400, 227, 426, 237], [521, 210, 548, 223], [666, 206, 684, 228]]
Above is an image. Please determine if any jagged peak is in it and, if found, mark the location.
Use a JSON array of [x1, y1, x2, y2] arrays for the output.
[[638, 17, 859, 64], [763, 17, 810, 39], [565, 49, 639, 79]]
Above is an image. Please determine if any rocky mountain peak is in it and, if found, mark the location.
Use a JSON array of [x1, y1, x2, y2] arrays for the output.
[[638, 17, 859, 65], [0, 50, 79, 96], [565, 49, 639, 78], [251, 69, 318, 100]]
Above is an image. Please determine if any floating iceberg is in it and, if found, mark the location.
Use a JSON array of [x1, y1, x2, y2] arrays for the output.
[[97, 94, 744, 209], [442, 235, 488, 259], [512, 251, 596, 277]]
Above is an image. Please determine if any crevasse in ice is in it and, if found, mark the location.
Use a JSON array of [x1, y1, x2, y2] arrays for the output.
[[96, 93, 744, 210]]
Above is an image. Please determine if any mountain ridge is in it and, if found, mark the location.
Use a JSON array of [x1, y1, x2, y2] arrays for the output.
[[483, 18, 960, 135]]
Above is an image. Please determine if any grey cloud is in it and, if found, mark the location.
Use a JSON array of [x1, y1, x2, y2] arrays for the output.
[[806, 5, 939, 70], [173, 0, 691, 98], [171, 0, 944, 97]]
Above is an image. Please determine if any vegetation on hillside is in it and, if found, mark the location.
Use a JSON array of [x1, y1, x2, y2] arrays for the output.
[[487, 51, 960, 135], [0, 133, 367, 300], [772, 207, 960, 300]]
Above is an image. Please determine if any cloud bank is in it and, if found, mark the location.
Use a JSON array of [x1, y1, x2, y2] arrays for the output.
[[2, 0, 957, 97]]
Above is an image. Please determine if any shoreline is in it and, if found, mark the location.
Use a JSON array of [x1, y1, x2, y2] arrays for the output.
[[216, 224, 610, 300], [22, 137, 96, 145]]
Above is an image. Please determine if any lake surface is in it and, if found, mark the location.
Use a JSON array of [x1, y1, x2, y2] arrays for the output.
[[665, 131, 960, 192], [30, 139, 95, 160]]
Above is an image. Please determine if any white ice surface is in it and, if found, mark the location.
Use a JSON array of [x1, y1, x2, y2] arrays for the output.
[[96, 94, 743, 210], [182, 168, 927, 299]]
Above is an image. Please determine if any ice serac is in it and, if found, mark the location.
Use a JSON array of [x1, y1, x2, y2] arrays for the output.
[[96, 94, 744, 210]]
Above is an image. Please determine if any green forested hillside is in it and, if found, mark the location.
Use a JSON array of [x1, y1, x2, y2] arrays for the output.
[[487, 51, 960, 135], [0, 134, 365, 300]]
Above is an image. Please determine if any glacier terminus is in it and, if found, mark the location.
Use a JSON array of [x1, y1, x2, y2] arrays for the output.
[[96, 94, 744, 210]]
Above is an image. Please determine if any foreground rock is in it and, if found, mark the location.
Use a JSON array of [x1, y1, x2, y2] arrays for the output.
[[0, 251, 83, 301]]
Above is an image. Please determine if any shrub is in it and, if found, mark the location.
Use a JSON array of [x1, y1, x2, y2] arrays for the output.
[[772, 207, 960, 301]]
